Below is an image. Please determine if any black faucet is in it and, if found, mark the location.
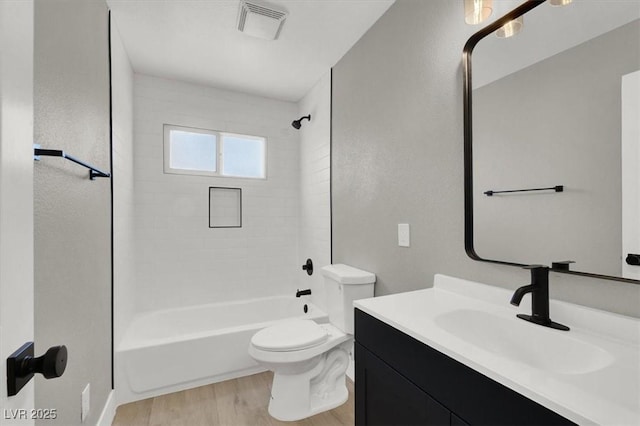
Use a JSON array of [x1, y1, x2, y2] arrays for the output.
[[296, 289, 311, 297], [510, 266, 569, 331]]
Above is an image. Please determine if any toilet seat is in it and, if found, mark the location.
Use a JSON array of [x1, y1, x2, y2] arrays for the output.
[[249, 322, 350, 365], [251, 319, 328, 352]]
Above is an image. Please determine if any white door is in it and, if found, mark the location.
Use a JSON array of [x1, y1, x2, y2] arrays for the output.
[[622, 70, 640, 280], [0, 1, 35, 424]]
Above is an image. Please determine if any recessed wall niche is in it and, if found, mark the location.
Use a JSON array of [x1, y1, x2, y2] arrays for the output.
[[209, 187, 242, 228]]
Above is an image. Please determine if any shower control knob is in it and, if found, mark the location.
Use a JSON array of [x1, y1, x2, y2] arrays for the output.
[[302, 258, 313, 275]]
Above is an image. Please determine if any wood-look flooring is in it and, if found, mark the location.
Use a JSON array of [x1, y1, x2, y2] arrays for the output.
[[112, 371, 354, 426]]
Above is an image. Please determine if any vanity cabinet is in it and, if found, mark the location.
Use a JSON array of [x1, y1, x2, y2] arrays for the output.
[[354, 309, 575, 426], [356, 341, 453, 425]]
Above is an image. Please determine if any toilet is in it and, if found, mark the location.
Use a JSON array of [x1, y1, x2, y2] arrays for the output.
[[248, 264, 375, 421]]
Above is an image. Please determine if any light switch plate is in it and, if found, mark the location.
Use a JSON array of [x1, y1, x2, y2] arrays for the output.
[[81, 383, 90, 422], [398, 223, 410, 247]]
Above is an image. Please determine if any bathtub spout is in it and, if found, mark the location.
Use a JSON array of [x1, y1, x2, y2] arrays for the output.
[[296, 289, 311, 297]]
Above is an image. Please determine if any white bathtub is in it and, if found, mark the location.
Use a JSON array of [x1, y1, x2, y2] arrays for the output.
[[116, 296, 327, 404]]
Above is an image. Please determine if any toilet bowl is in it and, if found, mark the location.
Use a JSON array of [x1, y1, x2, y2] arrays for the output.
[[248, 264, 376, 421], [249, 320, 351, 421]]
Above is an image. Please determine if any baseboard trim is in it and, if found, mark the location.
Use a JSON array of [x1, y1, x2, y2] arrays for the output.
[[96, 390, 116, 426]]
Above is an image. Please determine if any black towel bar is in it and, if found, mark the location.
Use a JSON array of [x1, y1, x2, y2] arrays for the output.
[[484, 185, 563, 196], [34, 147, 110, 180]]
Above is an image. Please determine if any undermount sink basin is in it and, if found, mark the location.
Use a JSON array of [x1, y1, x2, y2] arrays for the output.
[[434, 309, 614, 375]]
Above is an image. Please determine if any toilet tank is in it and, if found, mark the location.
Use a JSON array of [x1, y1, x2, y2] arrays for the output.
[[321, 264, 375, 334]]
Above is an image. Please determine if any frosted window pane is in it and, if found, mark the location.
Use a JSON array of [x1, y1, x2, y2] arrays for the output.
[[222, 135, 265, 178], [170, 130, 217, 172]]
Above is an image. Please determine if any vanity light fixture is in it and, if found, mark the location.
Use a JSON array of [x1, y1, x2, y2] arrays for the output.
[[549, 0, 573, 6], [496, 16, 523, 38], [464, 0, 493, 25]]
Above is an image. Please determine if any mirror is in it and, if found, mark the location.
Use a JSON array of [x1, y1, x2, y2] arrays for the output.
[[463, 0, 640, 283]]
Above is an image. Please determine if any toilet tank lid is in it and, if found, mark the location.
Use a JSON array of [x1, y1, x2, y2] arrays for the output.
[[321, 264, 376, 285]]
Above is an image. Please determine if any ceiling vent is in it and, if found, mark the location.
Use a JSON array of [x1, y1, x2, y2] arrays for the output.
[[237, 1, 288, 41]]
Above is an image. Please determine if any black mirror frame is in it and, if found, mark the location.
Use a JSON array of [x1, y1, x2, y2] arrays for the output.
[[462, 0, 639, 284]]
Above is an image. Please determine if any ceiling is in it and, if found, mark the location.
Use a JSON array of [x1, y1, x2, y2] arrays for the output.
[[108, 0, 395, 102]]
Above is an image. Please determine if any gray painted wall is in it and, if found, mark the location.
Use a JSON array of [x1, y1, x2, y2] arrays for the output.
[[474, 21, 639, 277], [34, 0, 112, 424], [332, 0, 640, 317]]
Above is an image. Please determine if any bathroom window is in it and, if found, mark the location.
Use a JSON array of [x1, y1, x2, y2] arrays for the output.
[[164, 124, 266, 179]]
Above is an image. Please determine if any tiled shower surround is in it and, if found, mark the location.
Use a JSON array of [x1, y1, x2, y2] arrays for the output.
[[133, 74, 301, 312]]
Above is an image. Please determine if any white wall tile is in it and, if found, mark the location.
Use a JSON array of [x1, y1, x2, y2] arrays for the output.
[[133, 74, 300, 313], [297, 72, 332, 312]]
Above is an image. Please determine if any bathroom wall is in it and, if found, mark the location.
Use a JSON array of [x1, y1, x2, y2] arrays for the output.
[[297, 72, 332, 311], [111, 20, 136, 348], [34, 0, 112, 424], [474, 21, 639, 276], [331, 0, 640, 317], [0, 0, 35, 418], [132, 75, 300, 314]]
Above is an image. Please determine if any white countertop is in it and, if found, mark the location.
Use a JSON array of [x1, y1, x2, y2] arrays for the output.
[[354, 274, 640, 426]]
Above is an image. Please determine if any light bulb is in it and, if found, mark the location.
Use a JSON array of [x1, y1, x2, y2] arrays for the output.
[[464, 0, 493, 25], [549, 0, 573, 6], [496, 16, 524, 38]]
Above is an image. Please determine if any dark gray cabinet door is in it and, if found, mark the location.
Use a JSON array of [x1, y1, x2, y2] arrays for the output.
[[356, 342, 450, 426]]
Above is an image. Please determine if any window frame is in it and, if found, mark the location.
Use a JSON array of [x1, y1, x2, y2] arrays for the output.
[[163, 124, 267, 179]]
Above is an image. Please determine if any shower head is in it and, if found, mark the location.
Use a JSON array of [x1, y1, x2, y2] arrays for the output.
[[292, 114, 311, 129]]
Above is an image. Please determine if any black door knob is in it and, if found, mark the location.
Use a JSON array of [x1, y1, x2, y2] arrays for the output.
[[626, 253, 640, 266], [7, 342, 68, 396], [26, 345, 68, 379]]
